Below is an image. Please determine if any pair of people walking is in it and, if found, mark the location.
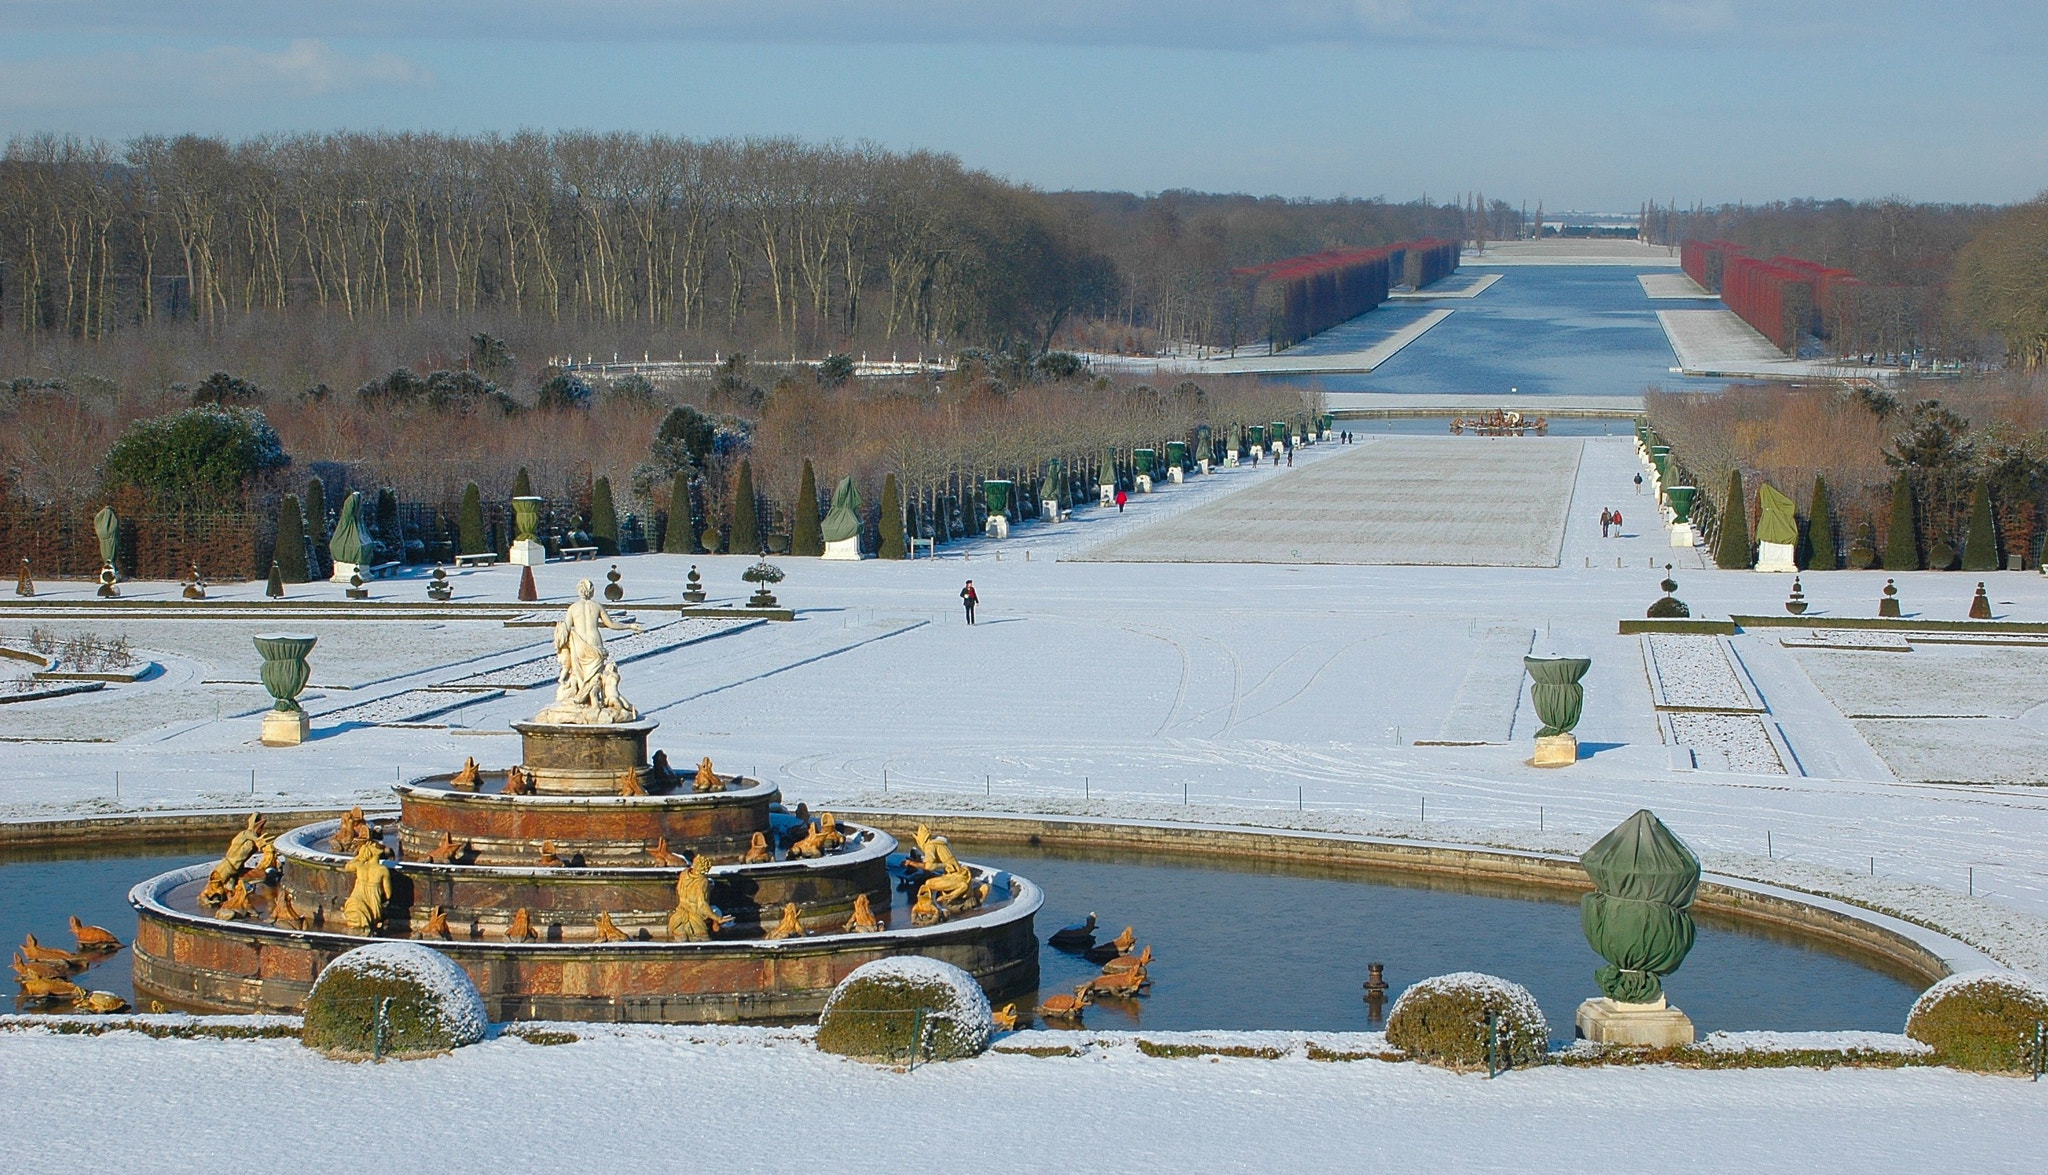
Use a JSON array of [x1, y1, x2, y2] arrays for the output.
[[1600, 507, 1625, 537]]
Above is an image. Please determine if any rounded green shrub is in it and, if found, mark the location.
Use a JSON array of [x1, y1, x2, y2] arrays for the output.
[[815, 957, 991, 1063], [1385, 971, 1549, 1070], [1905, 971, 2048, 1072], [302, 942, 487, 1060], [1646, 596, 1691, 618]]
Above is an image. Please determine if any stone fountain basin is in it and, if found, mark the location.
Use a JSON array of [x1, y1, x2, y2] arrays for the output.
[[275, 819, 896, 937], [395, 775, 779, 866], [129, 859, 1041, 1023]]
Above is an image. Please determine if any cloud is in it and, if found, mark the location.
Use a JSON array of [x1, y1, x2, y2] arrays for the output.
[[0, 39, 434, 114], [0, 1, 2036, 52]]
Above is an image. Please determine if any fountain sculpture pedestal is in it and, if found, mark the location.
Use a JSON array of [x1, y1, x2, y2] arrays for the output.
[[1575, 995, 1695, 1047], [1531, 733, 1577, 767], [511, 719, 658, 794]]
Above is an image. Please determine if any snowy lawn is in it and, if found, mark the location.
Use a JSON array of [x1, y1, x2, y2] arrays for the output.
[[0, 1022, 2040, 1174]]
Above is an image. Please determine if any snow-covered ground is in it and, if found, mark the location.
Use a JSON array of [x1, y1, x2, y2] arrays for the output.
[[10, 432, 2048, 1166], [1080, 308, 1454, 376], [3, 1022, 2042, 1174], [1638, 272, 1717, 299], [1656, 309, 1899, 380]]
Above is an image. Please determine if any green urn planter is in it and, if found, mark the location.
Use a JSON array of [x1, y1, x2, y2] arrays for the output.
[[1166, 441, 1187, 468], [1133, 448, 1156, 475], [1575, 810, 1701, 1046], [254, 633, 317, 746], [511, 496, 544, 544], [1666, 486, 1696, 523], [983, 480, 1012, 517], [1524, 656, 1590, 767], [255, 634, 317, 712]]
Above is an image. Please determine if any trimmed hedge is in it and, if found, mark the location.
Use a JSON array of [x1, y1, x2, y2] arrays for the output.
[[815, 957, 991, 1063], [301, 942, 487, 1060], [1905, 971, 2048, 1072], [1385, 971, 1548, 1071]]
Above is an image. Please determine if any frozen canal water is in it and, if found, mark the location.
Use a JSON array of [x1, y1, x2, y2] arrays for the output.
[[1286, 266, 1729, 399]]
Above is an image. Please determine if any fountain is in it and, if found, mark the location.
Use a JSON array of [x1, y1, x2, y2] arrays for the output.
[[127, 582, 1041, 1022]]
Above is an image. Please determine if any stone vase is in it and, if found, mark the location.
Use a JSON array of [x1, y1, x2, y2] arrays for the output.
[[1525, 656, 1590, 767]]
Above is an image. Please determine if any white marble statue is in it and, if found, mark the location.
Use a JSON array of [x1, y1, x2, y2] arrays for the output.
[[534, 578, 644, 724]]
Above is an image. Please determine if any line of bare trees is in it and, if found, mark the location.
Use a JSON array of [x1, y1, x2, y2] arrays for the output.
[[0, 131, 1107, 357]]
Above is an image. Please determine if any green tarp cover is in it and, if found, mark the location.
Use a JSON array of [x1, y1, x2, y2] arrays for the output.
[[93, 506, 119, 565], [329, 491, 371, 567], [1579, 809, 1701, 1002], [1757, 482, 1799, 546], [821, 477, 862, 543]]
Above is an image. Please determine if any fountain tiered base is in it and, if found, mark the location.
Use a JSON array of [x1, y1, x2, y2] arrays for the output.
[[129, 720, 1040, 1022]]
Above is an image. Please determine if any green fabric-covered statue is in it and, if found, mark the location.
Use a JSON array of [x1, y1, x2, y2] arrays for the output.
[[329, 491, 371, 568], [93, 506, 120, 569], [1580, 810, 1701, 1003], [821, 477, 862, 544], [1756, 483, 1799, 546]]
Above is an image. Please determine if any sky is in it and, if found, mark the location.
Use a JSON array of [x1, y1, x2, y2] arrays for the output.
[[1, 1, 2044, 209]]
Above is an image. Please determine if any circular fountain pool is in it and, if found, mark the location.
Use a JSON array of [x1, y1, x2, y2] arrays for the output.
[[6, 833, 1927, 1038]]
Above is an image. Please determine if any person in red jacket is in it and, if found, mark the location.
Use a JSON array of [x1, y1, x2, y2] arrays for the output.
[[960, 580, 979, 625], [1114, 489, 1127, 513]]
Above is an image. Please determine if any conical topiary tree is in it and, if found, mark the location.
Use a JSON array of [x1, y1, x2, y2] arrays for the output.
[[458, 482, 487, 555], [731, 460, 759, 554], [275, 493, 309, 582], [878, 473, 906, 559], [1714, 469, 1751, 569], [304, 476, 329, 577], [512, 467, 533, 500], [1807, 475, 1836, 571], [662, 471, 693, 554], [591, 476, 619, 557], [1885, 470, 1921, 571], [791, 459, 823, 557], [1961, 479, 1998, 572]]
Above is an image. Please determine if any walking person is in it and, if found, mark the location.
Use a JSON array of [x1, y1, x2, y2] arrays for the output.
[[1634, 472, 1644, 495], [1600, 507, 1613, 538], [1611, 507, 1623, 535], [1115, 488, 1127, 514], [960, 580, 978, 625]]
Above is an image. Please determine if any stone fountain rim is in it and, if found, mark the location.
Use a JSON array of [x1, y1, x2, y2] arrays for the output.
[[130, 857, 1040, 953], [275, 816, 897, 878], [395, 774, 776, 807]]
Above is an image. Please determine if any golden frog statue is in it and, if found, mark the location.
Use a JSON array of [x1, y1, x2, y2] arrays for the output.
[[201, 813, 272, 907], [693, 756, 726, 793]]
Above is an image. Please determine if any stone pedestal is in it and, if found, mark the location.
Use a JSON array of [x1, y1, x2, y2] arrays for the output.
[[985, 516, 1009, 540], [512, 719, 657, 795], [1531, 733, 1578, 767], [1226, 450, 1240, 466], [1669, 523, 1694, 548], [1575, 996, 1695, 1047], [1100, 485, 1115, 506], [510, 540, 546, 567], [1755, 541, 1797, 572], [260, 710, 309, 747], [329, 561, 360, 584], [1168, 466, 1184, 484], [822, 536, 863, 560], [1135, 475, 1153, 494], [1198, 459, 1211, 475]]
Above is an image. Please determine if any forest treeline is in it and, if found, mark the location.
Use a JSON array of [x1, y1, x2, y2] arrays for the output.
[[0, 130, 1505, 372], [1641, 196, 2048, 368]]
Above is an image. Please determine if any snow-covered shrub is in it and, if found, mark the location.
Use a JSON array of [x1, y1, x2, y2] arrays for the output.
[[1905, 970, 2048, 1072], [301, 942, 488, 1060], [1385, 971, 1549, 1070], [815, 957, 992, 1063]]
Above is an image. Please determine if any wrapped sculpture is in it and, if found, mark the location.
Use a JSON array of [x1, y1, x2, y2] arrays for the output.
[[1523, 656, 1589, 767], [1575, 809, 1701, 1046], [821, 477, 863, 559], [329, 491, 372, 580]]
